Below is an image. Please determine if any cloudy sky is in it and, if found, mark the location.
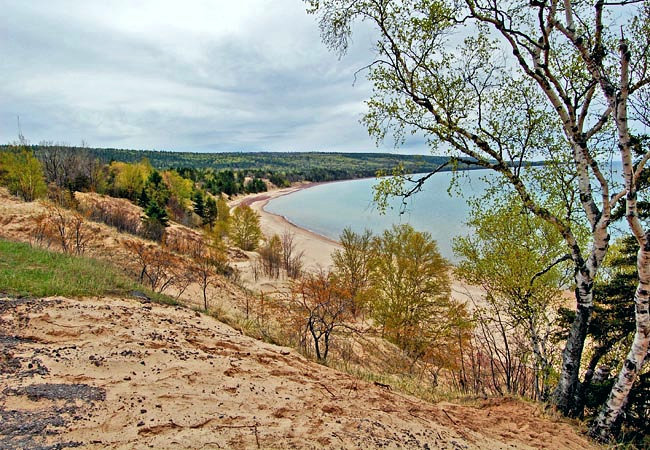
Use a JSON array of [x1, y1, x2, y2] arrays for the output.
[[0, 1, 429, 153]]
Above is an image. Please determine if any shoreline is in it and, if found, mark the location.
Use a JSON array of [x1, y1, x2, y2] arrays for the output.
[[229, 182, 487, 305], [230, 182, 342, 270]]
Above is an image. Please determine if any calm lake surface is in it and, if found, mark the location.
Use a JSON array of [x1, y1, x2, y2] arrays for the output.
[[265, 169, 495, 262]]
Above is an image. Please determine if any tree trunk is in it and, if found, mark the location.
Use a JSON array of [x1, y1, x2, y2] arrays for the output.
[[573, 344, 609, 419], [590, 244, 650, 441], [553, 274, 594, 416], [589, 38, 650, 439]]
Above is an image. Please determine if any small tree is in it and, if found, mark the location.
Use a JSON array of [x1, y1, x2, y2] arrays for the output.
[[189, 235, 228, 310], [192, 191, 205, 218], [142, 200, 169, 242], [259, 234, 283, 279], [0, 149, 47, 202], [281, 231, 305, 279], [43, 203, 93, 255], [204, 196, 218, 229], [214, 197, 231, 238], [369, 224, 465, 365], [285, 270, 354, 362], [332, 227, 373, 315], [454, 194, 571, 399], [230, 205, 262, 251]]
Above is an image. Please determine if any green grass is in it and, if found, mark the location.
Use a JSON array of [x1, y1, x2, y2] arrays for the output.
[[0, 239, 175, 304]]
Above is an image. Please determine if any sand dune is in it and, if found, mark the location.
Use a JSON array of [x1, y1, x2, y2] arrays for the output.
[[1, 295, 595, 449]]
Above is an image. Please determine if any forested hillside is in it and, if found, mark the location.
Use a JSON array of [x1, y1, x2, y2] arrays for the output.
[[4, 145, 473, 182]]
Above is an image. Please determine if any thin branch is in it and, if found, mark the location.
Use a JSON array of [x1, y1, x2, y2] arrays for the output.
[[529, 254, 572, 287]]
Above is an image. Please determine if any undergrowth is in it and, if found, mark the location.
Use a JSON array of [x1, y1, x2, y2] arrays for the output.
[[0, 238, 175, 305]]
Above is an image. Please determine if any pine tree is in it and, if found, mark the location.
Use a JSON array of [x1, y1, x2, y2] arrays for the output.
[[204, 196, 218, 229], [193, 191, 205, 218]]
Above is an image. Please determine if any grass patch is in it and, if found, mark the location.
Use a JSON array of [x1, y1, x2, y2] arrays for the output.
[[0, 239, 175, 304]]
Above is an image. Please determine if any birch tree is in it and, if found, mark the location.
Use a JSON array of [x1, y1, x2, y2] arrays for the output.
[[306, 0, 650, 440]]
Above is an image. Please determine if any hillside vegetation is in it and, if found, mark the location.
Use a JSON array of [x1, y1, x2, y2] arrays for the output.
[[8, 144, 476, 181], [0, 239, 595, 449]]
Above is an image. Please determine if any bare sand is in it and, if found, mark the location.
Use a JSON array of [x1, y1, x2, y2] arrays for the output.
[[1, 295, 595, 449]]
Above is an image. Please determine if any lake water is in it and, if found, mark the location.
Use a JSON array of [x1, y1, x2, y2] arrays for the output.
[[265, 169, 495, 262]]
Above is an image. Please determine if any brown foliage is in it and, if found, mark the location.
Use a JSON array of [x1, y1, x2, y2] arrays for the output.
[[275, 271, 355, 362], [76, 192, 141, 235], [186, 235, 229, 310], [43, 203, 94, 255], [123, 239, 184, 294]]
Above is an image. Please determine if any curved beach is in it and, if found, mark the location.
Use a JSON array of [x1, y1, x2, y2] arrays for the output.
[[230, 183, 485, 303], [231, 183, 342, 271]]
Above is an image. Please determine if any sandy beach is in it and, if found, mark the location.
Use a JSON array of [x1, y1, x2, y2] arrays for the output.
[[230, 183, 485, 302], [231, 183, 342, 271]]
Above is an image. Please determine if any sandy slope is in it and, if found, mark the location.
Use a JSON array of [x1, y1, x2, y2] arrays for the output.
[[1, 295, 595, 449]]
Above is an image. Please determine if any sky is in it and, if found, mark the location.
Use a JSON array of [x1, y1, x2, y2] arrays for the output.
[[0, 0, 429, 154]]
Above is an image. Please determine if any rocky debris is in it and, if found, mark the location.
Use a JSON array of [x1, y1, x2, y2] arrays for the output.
[[5, 383, 106, 403], [1, 298, 105, 449], [0, 408, 83, 450], [130, 290, 151, 303]]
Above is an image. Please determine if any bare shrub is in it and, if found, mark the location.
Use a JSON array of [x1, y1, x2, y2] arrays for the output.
[[30, 213, 50, 248], [77, 193, 141, 235], [259, 235, 282, 279], [187, 235, 229, 310], [123, 239, 182, 293], [281, 231, 304, 279], [43, 203, 93, 255]]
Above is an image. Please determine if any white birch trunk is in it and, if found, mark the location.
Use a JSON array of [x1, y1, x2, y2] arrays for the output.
[[589, 39, 650, 440], [590, 245, 650, 440]]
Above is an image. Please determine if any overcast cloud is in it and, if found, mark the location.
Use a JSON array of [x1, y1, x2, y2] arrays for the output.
[[0, 0, 429, 153]]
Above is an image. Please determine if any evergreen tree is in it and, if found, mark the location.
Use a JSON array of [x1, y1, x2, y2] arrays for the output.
[[144, 170, 170, 207], [142, 199, 169, 241], [203, 196, 218, 229], [193, 191, 205, 218], [138, 187, 149, 208]]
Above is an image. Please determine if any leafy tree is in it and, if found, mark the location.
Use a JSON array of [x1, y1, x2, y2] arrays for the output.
[[368, 224, 467, 365], [454, 193, 571, 399], [332, 227, 374, 315], [0, 148, 47, 201], [162, 170, 193, 207], [269, 172, 290, 188], [110, 159, 151, 200], [214, 197, 231, 238], [144, 170, 170, 207], [244, 177, 267, 194], [230, 205, 262, 251], [306, 0, 650, 437]]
